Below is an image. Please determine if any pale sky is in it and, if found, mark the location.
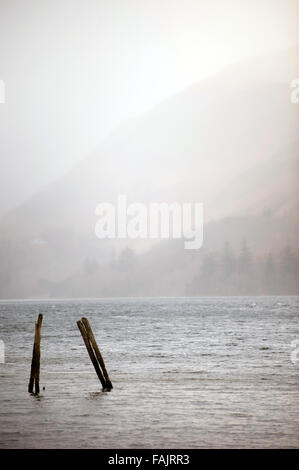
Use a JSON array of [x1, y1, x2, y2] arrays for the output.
[[0, 0, 298, 214]]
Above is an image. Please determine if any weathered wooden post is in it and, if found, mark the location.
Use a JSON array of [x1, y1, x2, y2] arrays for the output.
[[81, 317, 113, 390], [77, 320, 107, 389], [28, 313, 43, 394], [77, 317, 113, 391]]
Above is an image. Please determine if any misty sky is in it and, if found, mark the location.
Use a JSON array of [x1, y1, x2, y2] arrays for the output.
[[0, 0, 299, 215]]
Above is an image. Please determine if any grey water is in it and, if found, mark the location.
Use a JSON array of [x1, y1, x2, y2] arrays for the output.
[[0, 296, 298, 449]]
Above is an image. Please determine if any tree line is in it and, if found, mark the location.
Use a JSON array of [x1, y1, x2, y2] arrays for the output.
[[187, 241, 299, 295]]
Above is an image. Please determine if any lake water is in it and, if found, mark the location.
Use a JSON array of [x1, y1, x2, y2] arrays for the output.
[[0, 296, 298, 448]]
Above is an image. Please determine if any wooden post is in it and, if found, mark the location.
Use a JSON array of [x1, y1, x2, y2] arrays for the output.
[[28, 314, 43, 394], [81, 317, 113, 390], [77, 320, 107, 390]]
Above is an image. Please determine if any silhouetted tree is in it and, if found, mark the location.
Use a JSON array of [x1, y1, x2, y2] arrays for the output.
[[83, 257, 99, 276], [279, 246, 299, 294], [118, 246, 136, 271], [237, 239, 255, 293], [221, 242, 236, 277], [262, 252, 276, 294], [197, 251, 218, 294], [238, 239, 252, 274]]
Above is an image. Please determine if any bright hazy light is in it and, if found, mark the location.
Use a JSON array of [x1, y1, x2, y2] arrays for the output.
[[0, 0, 298, 214]]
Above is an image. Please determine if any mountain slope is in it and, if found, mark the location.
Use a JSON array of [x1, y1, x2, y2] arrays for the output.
[[0, 48, 298, 298]]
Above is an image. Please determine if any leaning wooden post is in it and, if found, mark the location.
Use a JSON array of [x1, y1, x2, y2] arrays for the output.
[[28, 314, 43, 394], [81, 317, 113, 390], [77, 320, 107, 390]]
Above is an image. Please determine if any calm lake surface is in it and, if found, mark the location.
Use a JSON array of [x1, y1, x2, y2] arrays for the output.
[[0, 296, 298, 448]]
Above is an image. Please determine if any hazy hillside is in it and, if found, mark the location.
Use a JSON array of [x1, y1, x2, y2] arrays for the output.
[[207, 140, 299, 220], [0, 48, 298, 298]]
